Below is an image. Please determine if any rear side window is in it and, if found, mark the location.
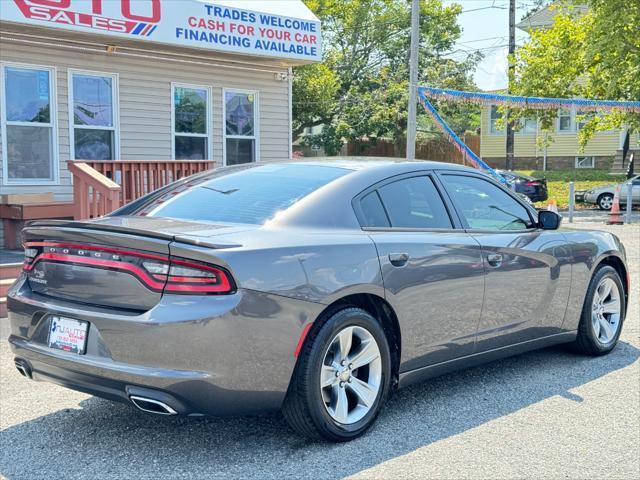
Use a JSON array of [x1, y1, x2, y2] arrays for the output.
[[359, 191, 390, 228], [136, 164, 349, 225], [442, 174, 532, 230], [376, 176, 452, 229]]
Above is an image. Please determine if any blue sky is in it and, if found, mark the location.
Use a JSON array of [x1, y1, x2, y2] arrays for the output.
[[444, 1, 539, 90]]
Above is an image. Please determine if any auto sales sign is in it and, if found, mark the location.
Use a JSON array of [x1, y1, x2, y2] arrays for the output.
[[0, 0, 323, 62]]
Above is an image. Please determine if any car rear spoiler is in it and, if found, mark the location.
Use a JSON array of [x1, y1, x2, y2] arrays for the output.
[[24, 219, 241, 250]]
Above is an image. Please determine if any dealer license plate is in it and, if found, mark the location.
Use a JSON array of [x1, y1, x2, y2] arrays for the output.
[[48, 316, 89, 355]]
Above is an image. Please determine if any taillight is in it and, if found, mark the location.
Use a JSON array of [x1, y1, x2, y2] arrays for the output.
[[148, 259, 232, 294], [23, 242, 234, 295], [23, 247, 38, 270], [525, 181, 542, 187]]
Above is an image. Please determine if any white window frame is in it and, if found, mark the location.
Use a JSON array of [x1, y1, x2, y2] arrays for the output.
[[171, 82, 213, 160], [516, 117, 537, 136], [1, 62, 59, 186], [68, 69, 120, 161], [557, 108, 574, 133], [575, 155, 595, 169], [489, 105, 502, 135], [222, 88, 260, 165], [557, 108, 615, 135]]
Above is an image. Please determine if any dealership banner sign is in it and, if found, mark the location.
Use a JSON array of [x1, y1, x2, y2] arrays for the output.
[[0, 0, 322, 62]]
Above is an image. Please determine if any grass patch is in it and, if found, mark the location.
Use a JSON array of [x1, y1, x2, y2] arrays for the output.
[[516, 169, 616, 209]]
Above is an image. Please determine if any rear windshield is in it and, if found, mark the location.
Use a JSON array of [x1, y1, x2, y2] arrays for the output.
[[134, 164, 349, 225]]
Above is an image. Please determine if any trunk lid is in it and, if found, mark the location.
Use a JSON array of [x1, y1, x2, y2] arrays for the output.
[[22, 217, 248, 311]]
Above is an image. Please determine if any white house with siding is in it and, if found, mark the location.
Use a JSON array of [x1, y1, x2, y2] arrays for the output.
[[479, 2, 639, 171]]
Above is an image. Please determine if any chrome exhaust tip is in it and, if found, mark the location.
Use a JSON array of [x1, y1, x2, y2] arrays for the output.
[[14, 359, 32, 379], [129, 395, 178, 415]]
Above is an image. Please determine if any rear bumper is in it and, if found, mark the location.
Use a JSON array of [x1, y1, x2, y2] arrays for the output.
[[529, 191, 548, 202], [7, 276, 322, 416]]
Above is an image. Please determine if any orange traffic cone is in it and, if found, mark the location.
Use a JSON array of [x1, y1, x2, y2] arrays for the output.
[[547, 199, 559, 214], [606, 185, 624, 225]]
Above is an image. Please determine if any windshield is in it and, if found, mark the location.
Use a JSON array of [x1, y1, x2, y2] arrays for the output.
[[134, 164, 350, 225]]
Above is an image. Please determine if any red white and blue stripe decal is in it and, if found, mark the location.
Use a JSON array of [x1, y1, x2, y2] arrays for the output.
[[131, 23, 158, 37]]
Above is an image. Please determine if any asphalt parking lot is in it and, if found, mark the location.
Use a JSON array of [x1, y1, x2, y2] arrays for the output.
[[1, 214, 638, 479]]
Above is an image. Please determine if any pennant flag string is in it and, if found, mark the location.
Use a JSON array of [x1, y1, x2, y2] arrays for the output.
[[417, 87, 639, 182], [417, 89, 507, 185], [419, 87, 640, 113]]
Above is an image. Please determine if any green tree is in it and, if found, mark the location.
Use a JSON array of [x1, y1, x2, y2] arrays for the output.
[[510, 0, 640, 146], [292, 63, 339, 137], [295, 0, 481, 155]]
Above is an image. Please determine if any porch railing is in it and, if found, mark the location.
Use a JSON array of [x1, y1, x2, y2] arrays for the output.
[[81, 160, 215, 205], [68, 160, 215, 220], [67, 162, 122, 220]]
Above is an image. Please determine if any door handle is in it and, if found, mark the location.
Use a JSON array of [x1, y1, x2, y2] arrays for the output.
[[486, 253, 503, 267], [389, 253, 409, 267]]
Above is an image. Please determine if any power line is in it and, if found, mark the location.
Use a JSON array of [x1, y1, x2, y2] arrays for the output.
[[461, 6, 508, 13]]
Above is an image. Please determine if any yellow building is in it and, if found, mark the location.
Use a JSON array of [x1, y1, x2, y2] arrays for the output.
[[479, 3, 639, 171]]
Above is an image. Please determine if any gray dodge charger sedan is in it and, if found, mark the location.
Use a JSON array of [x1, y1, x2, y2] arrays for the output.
[[7, 160, 629, 442]]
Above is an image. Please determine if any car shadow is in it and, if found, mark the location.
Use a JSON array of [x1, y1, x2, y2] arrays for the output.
[[1, 341, 638, 480]]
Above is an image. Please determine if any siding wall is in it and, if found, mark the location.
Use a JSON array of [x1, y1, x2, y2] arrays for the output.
[[0, 37, 291, 202], [479, 104, 639, 161]]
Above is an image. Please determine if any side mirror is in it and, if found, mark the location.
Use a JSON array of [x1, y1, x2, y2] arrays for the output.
[[537, 210, 562, 230]]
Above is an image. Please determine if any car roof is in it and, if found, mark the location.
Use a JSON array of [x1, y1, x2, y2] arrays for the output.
[[274, 157, 476, 174]]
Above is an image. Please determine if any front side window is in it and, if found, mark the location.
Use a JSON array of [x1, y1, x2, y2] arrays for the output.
[[376, 176, 452, 229], [173, 85, 210, 160], [71, 72, 117, 160], [442, 174, 532, 231], [2, 65, 56, 183], [225, 90, 257, 165]]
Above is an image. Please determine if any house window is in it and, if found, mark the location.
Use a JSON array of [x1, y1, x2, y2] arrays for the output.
[[172, 84, 211, 160], [518, 117, 537, 135], [224, 89, 258, 165], [576, 156, 595, 168], [1, 64, 57, 184], [489, 105, 502, 134], [575, 110, 593, 131], [70, 71, 118, 160], [558, 109, 573, 132]]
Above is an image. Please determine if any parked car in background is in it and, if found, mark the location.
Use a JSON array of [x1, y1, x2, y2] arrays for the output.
[[7, 161, 629, 442], [576, 176, 640, 210], [516, 192, 534, 206], [496, 170, 549, 202]]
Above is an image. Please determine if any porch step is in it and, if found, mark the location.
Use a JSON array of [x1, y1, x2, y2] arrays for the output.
[[0, 263, 23, 280], [611, 148, 639, 174]]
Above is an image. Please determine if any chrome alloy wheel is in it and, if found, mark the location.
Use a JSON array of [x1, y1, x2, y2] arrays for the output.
[[320, 326, 382, 425], [591, 277, 622, 344], [599, 195, 614, 210]]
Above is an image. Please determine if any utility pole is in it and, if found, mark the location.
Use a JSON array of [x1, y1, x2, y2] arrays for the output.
[[406, 0, 420, 160], [505, 0, 516, 170]]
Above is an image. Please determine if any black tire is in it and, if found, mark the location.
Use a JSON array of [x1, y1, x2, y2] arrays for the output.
[[597, 193, 614, 210], [572, 265, 626, 355], [282, 308, 392, 442]]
